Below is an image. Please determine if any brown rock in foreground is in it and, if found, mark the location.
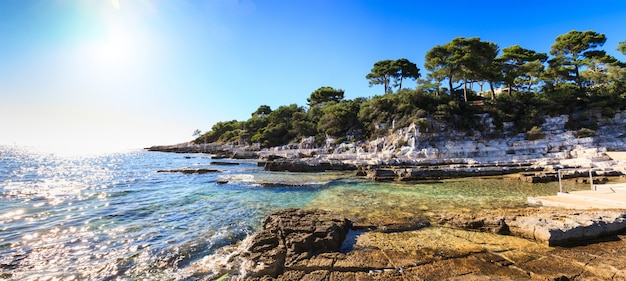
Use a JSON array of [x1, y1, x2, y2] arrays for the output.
[[241, 208, 351, 278], [245, 223, 626, 280], [192, 208, 626, 280]]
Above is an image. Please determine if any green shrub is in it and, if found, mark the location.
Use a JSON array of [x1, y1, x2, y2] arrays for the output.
[[525, 126, 544, 141], [416, 118, 429, 132], [574, 128, 597, 138], [397, 139, 407, 148]]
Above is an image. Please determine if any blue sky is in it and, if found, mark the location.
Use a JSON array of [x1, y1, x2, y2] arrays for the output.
[[1, 0, 626, 153]]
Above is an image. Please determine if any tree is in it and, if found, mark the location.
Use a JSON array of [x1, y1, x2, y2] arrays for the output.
[[618, 41, 626, 55], [548, 30, 607, 90], [307, 86, 345, 106], [580, 52, 619, 89], [195, 120, 241, 143], [392, 58, 421, 91], [425, 37, 499, 101], [252, 105, 272, 117], [366, 60, 397, 94], [192, 129, 202, 137], [425, 43, 461, 97], [317, 100, 360, 137], [253, 104, 306, 147], [463, 39, 500, 100], [499, 45, 548, 94]]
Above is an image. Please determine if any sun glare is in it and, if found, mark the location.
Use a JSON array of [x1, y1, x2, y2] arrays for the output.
[[111, 0, 121, 10], [0, 104, 189, 157]]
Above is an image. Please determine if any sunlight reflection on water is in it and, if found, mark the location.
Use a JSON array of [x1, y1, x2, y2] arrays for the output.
[[0, 146, 595, 280]]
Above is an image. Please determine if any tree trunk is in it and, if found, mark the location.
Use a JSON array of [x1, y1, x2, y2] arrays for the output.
[[436, 78, 442, 96], [384, 75, 389, 94], [574, 64, 582, 91], [398, 77, 403, 92], [489, 81, 496, 100], [478, 81, 485, 92], [463, 80, 468, 102]]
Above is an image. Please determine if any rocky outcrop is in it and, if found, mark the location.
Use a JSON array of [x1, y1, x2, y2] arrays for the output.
[[440, 208, 626, 246], [363, 164, 545, 181], [239, 208, 350, 278], [264, 160, 357, 172], [147, 142, 228, 154], [146, 142, 259, 159]]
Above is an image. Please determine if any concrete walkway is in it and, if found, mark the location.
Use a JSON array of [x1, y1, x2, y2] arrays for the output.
[[528, 183, 626, 209]]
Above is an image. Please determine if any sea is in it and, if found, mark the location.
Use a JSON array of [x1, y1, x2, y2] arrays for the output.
[[0, 145, 579, 280]]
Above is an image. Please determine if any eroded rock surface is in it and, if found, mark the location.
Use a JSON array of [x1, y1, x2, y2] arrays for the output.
[[191, 208, 626, 280], [264, 160, 357, 172], [440, 208, 626, 246], [240, 208, 350, 278]]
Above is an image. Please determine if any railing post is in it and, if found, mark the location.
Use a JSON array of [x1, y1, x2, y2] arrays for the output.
[[558, 169, 563, 193], [589, 169, 594, 190]]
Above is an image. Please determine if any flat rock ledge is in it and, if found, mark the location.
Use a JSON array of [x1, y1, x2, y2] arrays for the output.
[[262, 159, 624, 182], [440, 208, 626, 246], [193, 208, 626, 280], [362, 164, 545, 181], [263, 160, 357, 172]]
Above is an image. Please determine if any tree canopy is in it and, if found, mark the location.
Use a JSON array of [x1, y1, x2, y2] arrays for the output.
[[307, 87, 345, 106], [499, 45, 548, 93], [194, 30, 626, 148], [252, 105, 272, 117], [425, 37, 501, 101], [366, 58, 420, 94], [548, 30, 607, 90], [392, 58, 421, 91]]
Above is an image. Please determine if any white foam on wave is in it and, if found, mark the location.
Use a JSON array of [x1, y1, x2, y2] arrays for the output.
[[218, 174, 255, 183], [183, 231, 257, 280]]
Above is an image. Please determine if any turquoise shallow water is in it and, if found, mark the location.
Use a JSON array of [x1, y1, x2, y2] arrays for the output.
[[0, 146, 583, 280]]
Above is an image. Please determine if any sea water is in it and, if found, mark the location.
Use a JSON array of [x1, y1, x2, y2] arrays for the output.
[[0, 146, 581, 280]]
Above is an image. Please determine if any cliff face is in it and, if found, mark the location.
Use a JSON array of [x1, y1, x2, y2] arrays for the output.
[[296, 112, 626, 166]]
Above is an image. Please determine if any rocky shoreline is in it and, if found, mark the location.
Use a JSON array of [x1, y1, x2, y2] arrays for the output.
[[147, 141, 626, 184], [147, 113, 626, 183], [190, 208, 626, 280]]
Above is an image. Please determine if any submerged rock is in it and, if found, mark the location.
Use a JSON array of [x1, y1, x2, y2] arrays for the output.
[[210, 161, 240, 166], [352, 216, 431, 233], [257, 182, 319, 188], [156, 168, 221, 174]]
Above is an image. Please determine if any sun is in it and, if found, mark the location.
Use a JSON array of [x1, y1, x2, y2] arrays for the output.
[[111, 0, 121, 10], [88, 11, 135, 71]]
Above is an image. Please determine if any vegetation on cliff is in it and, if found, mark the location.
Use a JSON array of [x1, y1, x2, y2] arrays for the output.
[[194, 30, 626, 148]]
